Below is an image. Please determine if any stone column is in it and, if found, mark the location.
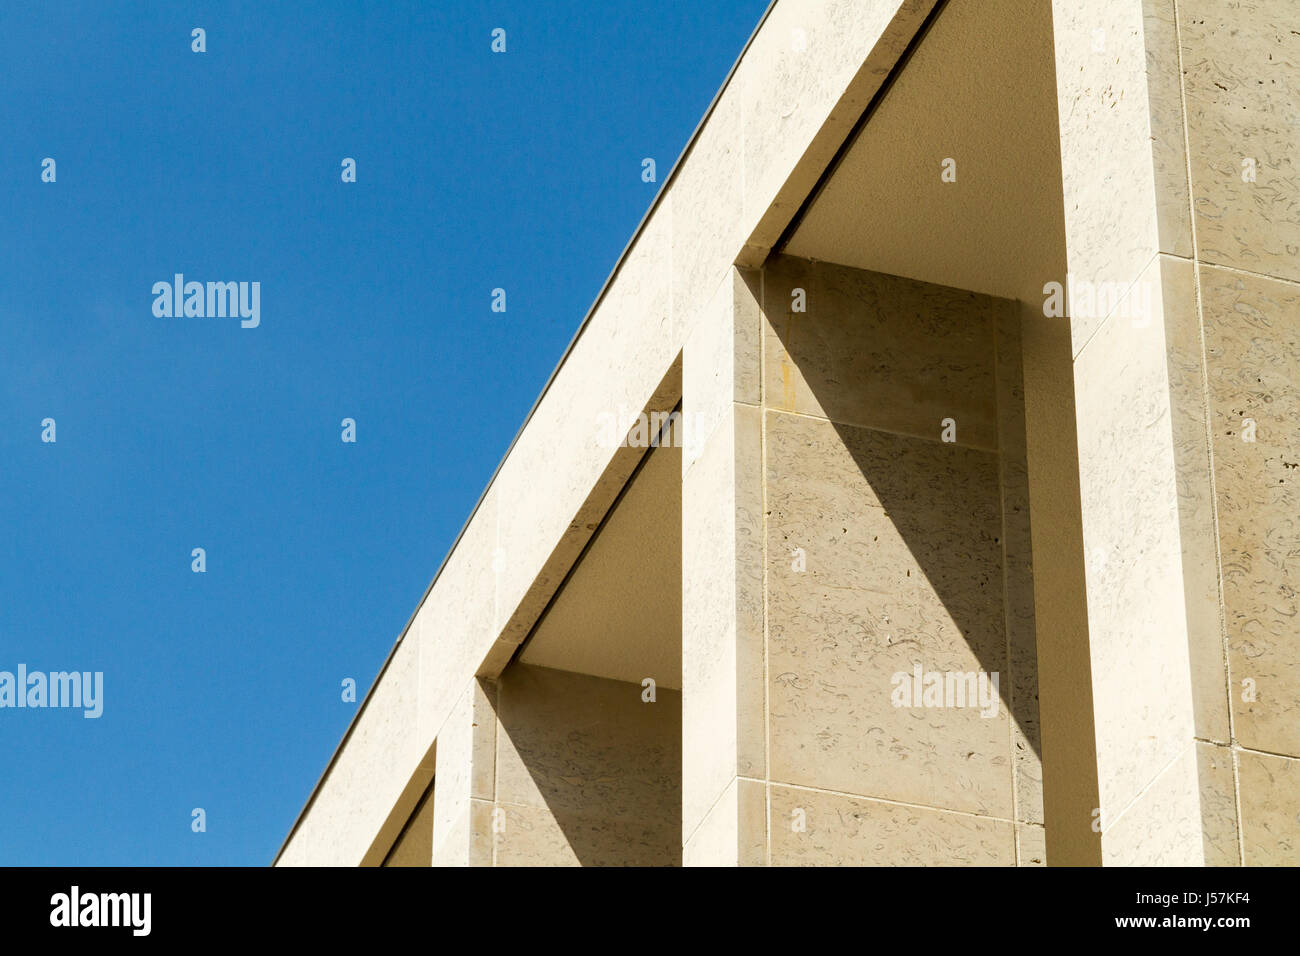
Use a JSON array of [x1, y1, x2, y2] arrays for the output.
[[681, 268, 768, 865], [430, 677, 497, 866], [1038, 0, 1255, 865], [683, 258, 1043, 864]]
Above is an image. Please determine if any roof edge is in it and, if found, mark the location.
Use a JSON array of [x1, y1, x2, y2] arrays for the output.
[[272, 0, 780, 866]]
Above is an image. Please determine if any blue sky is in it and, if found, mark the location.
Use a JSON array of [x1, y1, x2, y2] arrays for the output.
[[0, 0, 769, 866]]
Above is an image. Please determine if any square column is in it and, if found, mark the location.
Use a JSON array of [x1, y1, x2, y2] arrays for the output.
[[683, 260, 1043, 865]]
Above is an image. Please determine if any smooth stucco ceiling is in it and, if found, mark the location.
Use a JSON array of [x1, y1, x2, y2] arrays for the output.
[[784, 0, 1066, 304], [519, 443, 682, 689]]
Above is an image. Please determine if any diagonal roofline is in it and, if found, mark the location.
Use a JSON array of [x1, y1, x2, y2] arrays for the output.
[[272, 0, 780, 865]]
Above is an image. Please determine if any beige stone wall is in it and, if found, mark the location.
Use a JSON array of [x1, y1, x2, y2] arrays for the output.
[[1166, 0, 1299, 865], [684, 255, 1043, 865], [426, 664, 682, 867], [494, 665, 681, 866], [1048, 0, 1298, 866]]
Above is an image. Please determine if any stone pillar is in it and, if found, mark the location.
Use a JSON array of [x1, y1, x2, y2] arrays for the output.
[[681, 268, 768, 866], [1162, 0, 1297, 865], [682, 258, 1043, 864], [430, 677, 497, 866], [1038, 0, 1274, 865]]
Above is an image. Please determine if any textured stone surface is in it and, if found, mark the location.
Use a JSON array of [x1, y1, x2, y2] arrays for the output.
[[682, 268, 760, 474], [432, 678, 496, 867], [683, 776, 739, 867], [1017, 824, 1047, 866], [997, 309, 1044, 826], [682, 404, 739, 836], [680, 265, 765, 850], [1160, 257, 1231, 744], [1021, 304, 1102, 865], [735, 269, 763, 407], [492, 800, 675, 868], [1237, 749, 1300, 865], [1101, 744, 1204, 866], [740, 0, 934, 248], [517, 444, 682, 689], [1202, 267, 1300, 758], [494, 664, 680, 866], [1073, 256, 1198, 820], [781, 0, 1069, 305], [1180, 0, 1300, 282], [1051, 0, 1169, 350], [769, 784, 1015, 866], [762, 256, 1000, 450], [765, 411, 1011, 817], [682, 403, 766, 839], [672, 90, 744, 338], [1144, 0, 1194, 259], [1196, 742, 1241, 866], [682, 777, 767, 867], [682, 272, 734, 473]]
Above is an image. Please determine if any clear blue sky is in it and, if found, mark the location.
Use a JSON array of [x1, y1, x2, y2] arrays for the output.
[[0, 0, 769, 865]]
